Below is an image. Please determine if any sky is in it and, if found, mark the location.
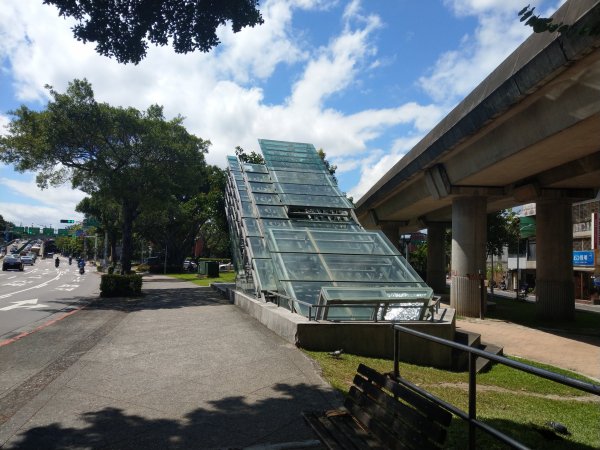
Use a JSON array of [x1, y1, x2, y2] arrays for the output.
[[0, 0, 563, 230]]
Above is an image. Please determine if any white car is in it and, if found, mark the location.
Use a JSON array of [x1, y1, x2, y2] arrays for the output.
[[219, 263, 233, 272], [21, 254, 35, 265]]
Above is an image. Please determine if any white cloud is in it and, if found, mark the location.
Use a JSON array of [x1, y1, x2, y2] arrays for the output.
[[0, 176, 85, 227], [2, 0, 549, 215]]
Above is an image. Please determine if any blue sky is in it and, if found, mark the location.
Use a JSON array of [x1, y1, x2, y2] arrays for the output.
[[0, 0, 562, 229]]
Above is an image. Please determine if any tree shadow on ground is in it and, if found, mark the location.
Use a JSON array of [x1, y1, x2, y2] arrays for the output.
[[6, 382, 337, 449], [84, 287, 231, 313], [7, 383, 596, 450]]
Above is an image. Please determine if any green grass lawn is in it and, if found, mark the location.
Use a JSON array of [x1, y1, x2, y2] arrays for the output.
[[304, 351, 600, 449], [167, 271, 236, 286]]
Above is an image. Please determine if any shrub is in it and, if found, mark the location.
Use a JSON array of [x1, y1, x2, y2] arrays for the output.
[[136, 263, 150, 273], [100, 274, 143, 297]]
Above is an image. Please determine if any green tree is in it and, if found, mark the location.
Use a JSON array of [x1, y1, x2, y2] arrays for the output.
[[43, 0, 264, 64], [235, 145, 265, 164], [317, 148, 337, 182], [0, 79, 210, 273], [518, 5, 600, 36], [76, 193, 121, 263]]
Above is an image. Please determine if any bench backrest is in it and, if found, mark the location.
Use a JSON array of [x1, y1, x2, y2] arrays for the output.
[[344, 364, 452, 450]]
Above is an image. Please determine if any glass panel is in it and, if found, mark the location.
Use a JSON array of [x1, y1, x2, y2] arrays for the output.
[[276, 183, 341, 196], [256, 205, 288, 219], [235, 178, 246, 190], [311, 231, 395, 255], [238, 190, 250, 201], [273, 253, 330, 281], [247, 237, 270, 258], [262, 219, 292, 229], [249, 182, 275, 193], [270, 171, 332, 185], [246, 172, 271, 182], [242, 163, 268, 173], [253, 259, 278, 291], [321, 254, 419, 282], [280, 281, 334, 312], [234, 173, 244, 181], [253, 193, 281, 205], [266, 229, 316, 252], [279, 194, 352, 208], [266, 160, 324, 172], [241, 201, 255, 218], [243, 218, 261, 236]]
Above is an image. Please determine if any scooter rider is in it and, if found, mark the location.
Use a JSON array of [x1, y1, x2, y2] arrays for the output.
[[69, 256, 72, 265], [55, 256, 60, 268], [78, 258, 85, 274]]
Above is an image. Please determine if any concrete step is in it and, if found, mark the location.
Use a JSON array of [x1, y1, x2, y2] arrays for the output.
[[452, 330, 481, 370], [452, 331, 504, 372], [476, 342, 504, 373]]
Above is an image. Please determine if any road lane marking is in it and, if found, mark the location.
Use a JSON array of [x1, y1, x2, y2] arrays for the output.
[[0, 299, 49, 311], [0, 271, 62, 299], [55, 284, 79, 291]]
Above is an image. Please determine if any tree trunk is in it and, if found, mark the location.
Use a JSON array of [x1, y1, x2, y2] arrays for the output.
[[121, 201, 136, 273]]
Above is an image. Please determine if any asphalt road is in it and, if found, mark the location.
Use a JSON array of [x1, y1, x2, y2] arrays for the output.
[[0, 257, 100, 341]]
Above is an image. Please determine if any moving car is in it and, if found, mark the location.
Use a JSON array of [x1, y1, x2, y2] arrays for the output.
[[2, 255, 24, 271], [21, 254, 35, 265]]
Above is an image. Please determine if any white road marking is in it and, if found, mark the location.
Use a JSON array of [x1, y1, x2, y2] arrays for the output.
[[55, 284, 79, 292], [0, 298, 49, 311], [0, 271, 62, 299]]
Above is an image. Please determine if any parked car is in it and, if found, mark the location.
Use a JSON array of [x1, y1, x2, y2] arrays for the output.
[[2, 255, 24, 271], [28, 252, 37, 263], [183, 258, 197, 272], [219, 263, 233, 272], [20, 254, 35, 265]]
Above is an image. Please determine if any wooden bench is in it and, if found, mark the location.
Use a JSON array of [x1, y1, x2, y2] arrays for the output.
[[303, 364, 452, 449]]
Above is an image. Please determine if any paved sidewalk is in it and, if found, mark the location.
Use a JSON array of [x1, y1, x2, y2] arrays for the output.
[[457, 318, 600, 381], [0, 275, 339, 449]]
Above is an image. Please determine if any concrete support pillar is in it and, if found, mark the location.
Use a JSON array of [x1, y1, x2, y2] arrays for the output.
[[450, 196, 487, 317], [427, 222, 447, 293], [380, 224, 400, 252], [535, 198, 574, 320]]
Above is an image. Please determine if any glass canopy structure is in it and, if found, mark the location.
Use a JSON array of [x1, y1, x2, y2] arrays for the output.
[[225, 139, 433, 321]]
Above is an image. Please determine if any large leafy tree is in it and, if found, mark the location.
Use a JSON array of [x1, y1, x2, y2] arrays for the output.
[[0, 79, 210, 273], [43, 0, 264, 64], [76, 193, 121, 263], [135, 164, 229, 264]]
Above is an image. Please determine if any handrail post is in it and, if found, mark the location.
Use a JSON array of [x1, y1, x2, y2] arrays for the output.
[[468, 352, 477, 449], [393, 325, 399, 379]]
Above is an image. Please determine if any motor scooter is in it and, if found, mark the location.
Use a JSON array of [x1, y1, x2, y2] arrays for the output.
[[69, 256, 72, 265], [78, 260, 85, 274], [79, 266, 85, 275], [55, 257, 60, 268]]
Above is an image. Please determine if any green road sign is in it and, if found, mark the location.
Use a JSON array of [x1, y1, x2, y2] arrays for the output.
[[43, 227, 55, 236], [60, 219, 75, 223], [58, 229, 69, 236]]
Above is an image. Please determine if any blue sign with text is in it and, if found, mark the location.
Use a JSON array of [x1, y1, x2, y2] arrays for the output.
[[573, 251, 594, 267]]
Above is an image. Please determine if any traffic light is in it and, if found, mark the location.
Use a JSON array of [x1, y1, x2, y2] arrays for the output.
[[60, 219, 75, 223]]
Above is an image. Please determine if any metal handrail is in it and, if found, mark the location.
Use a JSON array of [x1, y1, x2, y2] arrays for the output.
[[392, 324, 600, 449]]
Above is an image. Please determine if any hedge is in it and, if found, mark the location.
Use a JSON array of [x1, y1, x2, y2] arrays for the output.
[[100, 274, 143, 297]]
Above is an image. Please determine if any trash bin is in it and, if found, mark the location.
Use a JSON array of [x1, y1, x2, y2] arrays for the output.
[[205, 261, 219, 278], [197, 261, 206, 275]]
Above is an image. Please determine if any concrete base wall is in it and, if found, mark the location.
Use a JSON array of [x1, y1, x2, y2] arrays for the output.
[[233, 290, 457, 369]]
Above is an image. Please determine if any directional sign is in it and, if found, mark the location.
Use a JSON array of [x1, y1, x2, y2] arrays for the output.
[[0, 298, 49, 311]]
